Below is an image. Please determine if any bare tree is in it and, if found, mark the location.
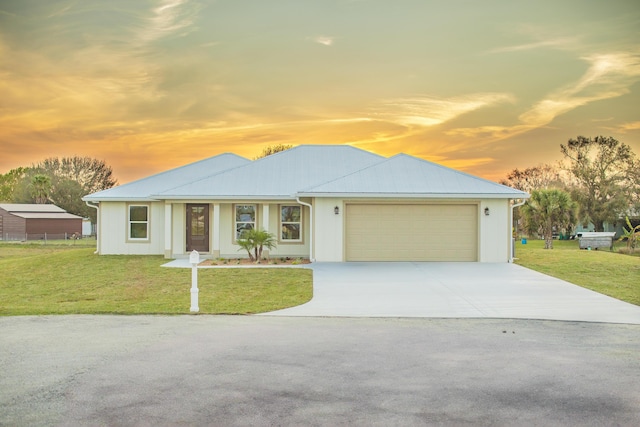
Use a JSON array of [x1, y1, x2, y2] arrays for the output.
[[253, 144, 294, 160], [500, 164, 564, 193]]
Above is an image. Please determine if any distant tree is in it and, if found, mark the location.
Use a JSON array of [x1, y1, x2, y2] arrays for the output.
[[29, 174, 52, 204], [500, 164, 566, 238], [13, 156, 117, 223], [254, 144, 294, 160], [522, 189, 577, 249], [560, 136, 636, 232], [499, 164, 564, 194], [35, 156, 117, 194], [0, 167, 27, 202]]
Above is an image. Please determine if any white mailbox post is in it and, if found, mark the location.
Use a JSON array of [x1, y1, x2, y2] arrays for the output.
[[189, 250, 200, 313]]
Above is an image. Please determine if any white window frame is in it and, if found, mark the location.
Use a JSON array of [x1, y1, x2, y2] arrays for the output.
[[234, 204, 257, 241], [128, 204, 149, 241], [280, 205, 302, 242]]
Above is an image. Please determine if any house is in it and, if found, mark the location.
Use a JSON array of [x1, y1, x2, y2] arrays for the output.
[[82, 145, 529, 262], [0, 204, 83, 240]]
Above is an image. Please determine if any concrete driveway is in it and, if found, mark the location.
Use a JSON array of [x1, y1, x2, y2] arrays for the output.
[[265, 262, 640, 324]]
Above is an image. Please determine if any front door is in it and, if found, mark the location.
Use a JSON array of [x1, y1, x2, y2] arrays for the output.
[[186, 204, 209, 252]]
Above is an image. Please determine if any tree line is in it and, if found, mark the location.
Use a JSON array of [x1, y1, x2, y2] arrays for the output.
[[0, 145, 293, 224], [501, 135, 639, 249], [0, 156, 117, 224]]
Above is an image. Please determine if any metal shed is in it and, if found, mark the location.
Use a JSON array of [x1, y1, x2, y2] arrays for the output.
[[0, 204, 82, 240]]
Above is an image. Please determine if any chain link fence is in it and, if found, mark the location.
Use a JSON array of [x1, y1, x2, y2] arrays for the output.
[[1, 232, 93, 242]]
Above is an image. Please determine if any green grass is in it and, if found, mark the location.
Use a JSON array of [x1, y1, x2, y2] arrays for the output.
[[515, 239, 640, 306], [3, 239, 638, 315], [0, 244, 312, 315]]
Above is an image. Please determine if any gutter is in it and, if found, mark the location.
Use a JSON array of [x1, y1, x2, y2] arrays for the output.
[[85, 201, 100, 254], [296, 196, 315, 262], [509, 199, 527, 263]]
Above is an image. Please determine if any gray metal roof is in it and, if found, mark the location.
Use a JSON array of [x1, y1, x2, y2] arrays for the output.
[[82, 146, 527, 202], [154, 145, 384, 199], [298, 154, 529, 199], [0, 204, 67, 213], [83, 153, 250, 201], [11, 212, 83, 220]]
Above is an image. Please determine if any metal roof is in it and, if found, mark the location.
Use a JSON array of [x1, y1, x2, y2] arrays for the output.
[[0, 204, 67, 213], [83, 153, 250, 201], [298, 154, 529, 199], [10, 212, 83, 220], [82, 146, 528, 202], [154, 145, 384, 199]]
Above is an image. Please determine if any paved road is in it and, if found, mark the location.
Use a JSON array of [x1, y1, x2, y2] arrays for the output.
[[1, 315, 639, 426]]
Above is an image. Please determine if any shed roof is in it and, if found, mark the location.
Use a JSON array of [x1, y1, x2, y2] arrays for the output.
[[0, 204, 67, 213], [154, 145, 384, 199], [298, 154, 528, 199], [11, 212, 83, 220], [83, 153, 250, 201]]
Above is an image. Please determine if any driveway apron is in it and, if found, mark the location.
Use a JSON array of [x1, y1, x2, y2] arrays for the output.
[[264, 262, 640, 324]]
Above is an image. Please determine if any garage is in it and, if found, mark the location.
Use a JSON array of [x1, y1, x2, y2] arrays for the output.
[[345, 204, 478, 261]]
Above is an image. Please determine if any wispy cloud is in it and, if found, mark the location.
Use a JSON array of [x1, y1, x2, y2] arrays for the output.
[[137, 0, 198, 44], [603, 121, 640, 133], [448, 51, 640, 140], [374, 93, 515, 128], [487, 36, 578, 54], [311, 35, 335, 46], [486, 23, 580, 55]]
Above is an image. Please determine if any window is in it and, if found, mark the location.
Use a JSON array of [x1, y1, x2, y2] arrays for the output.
[[235, 204, 256, 240], [281, 205, 302, 241], [129, 205, 149, 240]]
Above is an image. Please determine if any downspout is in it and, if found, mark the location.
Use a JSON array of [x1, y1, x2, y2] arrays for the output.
[[510, 199, 527, 263], [85, 201, 99, 254], [296, 196, 314, 262]]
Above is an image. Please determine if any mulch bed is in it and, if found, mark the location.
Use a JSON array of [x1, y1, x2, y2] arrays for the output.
[[198, 257, 310, 266]]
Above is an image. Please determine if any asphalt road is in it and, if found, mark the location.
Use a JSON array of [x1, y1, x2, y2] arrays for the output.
[[1, 315, 639, 426]]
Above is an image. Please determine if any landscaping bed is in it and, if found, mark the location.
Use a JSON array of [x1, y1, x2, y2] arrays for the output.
[[199, 257, 311, 266]]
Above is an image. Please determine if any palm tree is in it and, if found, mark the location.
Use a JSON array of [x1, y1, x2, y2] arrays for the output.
[[252, 229, 277, 262], [237, 229, 278, 263], [29, 174, 51, 204], [522, 189, 577, 249]]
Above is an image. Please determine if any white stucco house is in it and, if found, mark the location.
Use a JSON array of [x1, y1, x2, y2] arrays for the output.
[[82, 145, 528, 262]]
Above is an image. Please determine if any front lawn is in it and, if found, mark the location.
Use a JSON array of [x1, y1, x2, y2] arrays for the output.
[[0, 244, 312, 315], [514, 239, 640, 306]]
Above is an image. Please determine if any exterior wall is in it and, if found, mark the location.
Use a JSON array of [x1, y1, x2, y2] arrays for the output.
[[315, 198, 344, 261], [217, 202, 311, 259], [171, 203, 186, 257], [266, 203, 310, 258], [168, 202, 312, 259], [315, 198, 511, 263], [25, 218, 82, 237], [479, 199, 510, 262], [98, 198, 512, 262], [98, 201, 165, 255], [0, 208, 26, 239]]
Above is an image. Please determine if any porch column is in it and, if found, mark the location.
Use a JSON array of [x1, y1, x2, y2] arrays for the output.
[[262, 203, 270, 259], [212, 203, 220, 258], [164, 203, 172, 258]]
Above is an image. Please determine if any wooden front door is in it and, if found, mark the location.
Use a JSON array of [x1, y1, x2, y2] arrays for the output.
[[186, 204, 209, 252]]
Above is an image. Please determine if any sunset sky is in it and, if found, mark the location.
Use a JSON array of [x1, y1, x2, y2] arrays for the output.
[[1, 0, 639, 184]]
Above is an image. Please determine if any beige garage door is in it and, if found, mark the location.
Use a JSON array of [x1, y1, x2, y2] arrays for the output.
[[345, 204, 478, 261]]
